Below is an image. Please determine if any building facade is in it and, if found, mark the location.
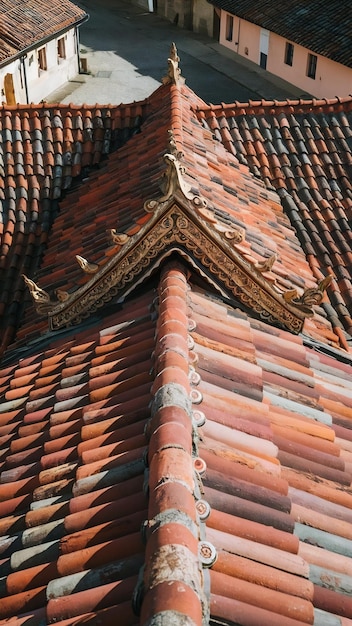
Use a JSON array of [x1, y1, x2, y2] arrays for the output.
[[0, 0, 87, 105], [217, 11, 352, 99], [209, 0, 352, 99]]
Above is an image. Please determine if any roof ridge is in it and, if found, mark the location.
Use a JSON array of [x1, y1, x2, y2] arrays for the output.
[[195, 95, 352, 115], [0, 100, 149, 113], [161, 43, 186, 151]]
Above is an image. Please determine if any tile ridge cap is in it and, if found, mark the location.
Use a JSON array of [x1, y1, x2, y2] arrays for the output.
[[139, 261, 209, 625], [194, 94, 352, 115]]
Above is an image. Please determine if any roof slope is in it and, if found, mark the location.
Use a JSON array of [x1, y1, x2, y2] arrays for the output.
[[1, 44, 352, 626], [1, 263, 352, 625], [209, 0, 352, 69], [0, 290, 154, 624], [192, 284, 352, 626], [195, 96, 352, 348], [0, 102, 145, 357], [0, 0, 87, 65]]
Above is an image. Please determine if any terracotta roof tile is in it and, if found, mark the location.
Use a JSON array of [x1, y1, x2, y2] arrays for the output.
[[196, 97, 352, 344], [0, 102, 147, 357], [169, 285, 352, 623]]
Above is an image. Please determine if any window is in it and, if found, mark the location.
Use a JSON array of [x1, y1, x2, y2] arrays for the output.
[[57, 37, 66, 61], [226, 14, 233, 41], [284, 42, 294, 66], [38, 47, 47, 71], [307, 53, 317, 79]]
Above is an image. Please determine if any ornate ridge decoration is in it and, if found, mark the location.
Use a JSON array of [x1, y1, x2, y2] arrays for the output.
[[144, 143, 244, 244], [22, 275, 54, 314], [76, 255, 99, 274], [110, 229, 130, 246], [23, 202, 330, 334], [22, 146, 331, 333], [162, 42, 185, 86], [254, 254, 277, 273], [144, 140, 208, 212], [144, 153, 195, 212], [283, 276, 332, 314]]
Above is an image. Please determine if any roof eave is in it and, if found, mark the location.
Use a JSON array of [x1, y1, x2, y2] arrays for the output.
[[0, 13, 89, 69]]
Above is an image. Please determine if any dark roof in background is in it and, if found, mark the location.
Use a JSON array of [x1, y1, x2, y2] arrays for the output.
[[0, 0, 87, 64], [209, 0, 352, 69]]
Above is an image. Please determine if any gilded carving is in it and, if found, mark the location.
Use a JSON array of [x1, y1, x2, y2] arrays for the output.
[[283, 276, 332, 315], [110, 230, 130, 246], [144, 153, 195, 212], [214, 223, 244, 243], [254, 253, 277, 273], [22, 275, 53, 314], [76, 255, 99, 274], [144, 148, 210, 216], [56, 289, 70, 302], [29, 197, 322, 334]]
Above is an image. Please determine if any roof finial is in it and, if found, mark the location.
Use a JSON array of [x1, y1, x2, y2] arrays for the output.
[[162, 43, 185, 86], [282, 275, 332, 315], [22, 275, 53, 314], [76, 255, 99, 274]]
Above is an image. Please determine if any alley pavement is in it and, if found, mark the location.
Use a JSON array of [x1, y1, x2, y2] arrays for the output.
[[47, 0, 312, 106]]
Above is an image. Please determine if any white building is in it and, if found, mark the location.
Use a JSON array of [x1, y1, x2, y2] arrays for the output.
[[0, 0, 88, 105]]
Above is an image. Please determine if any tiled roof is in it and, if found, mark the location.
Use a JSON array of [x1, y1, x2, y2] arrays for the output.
[[209, 0, 352, 69], [1, 262, 352, 625], [192, 285, 352, 625], [1, 45, 352, 625], [6, 78, 340, 353], [0, 0, 87, 64], [0, 102, 146, 357], [195, 97, 352, 347]]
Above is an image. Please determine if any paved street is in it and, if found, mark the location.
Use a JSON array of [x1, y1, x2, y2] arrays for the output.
[[47, 0, 312, 106]]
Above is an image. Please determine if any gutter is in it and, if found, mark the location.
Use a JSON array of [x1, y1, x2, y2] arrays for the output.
[[19, 55, 29, 104]]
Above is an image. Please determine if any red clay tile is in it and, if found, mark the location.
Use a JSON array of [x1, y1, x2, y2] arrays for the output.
[[207, 507, 298, 554], [212, 550, 313, 600], [1, 52, 352, 626], [46, 577, 138, 622], [0, 586, 47, 619], [140, 580, 203, 625], [210, 593, 309, 626], [210, 570, 313, 623]]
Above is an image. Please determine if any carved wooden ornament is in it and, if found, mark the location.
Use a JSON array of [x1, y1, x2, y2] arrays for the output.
[[23, 149, 328, 334]]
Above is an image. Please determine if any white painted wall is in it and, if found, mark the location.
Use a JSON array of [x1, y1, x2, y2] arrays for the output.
[[0, 28, 80, 105]]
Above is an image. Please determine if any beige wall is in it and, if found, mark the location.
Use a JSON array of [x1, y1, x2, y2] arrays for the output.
[[219, 10, 352, 99], [268, 33, 352, 99], [156, 0, 193, 28], [220, 13, 259, 65], [193, 0, 214, 37]]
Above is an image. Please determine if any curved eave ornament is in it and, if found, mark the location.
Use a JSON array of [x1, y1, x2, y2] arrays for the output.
[[24, 151, 329, 334]]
